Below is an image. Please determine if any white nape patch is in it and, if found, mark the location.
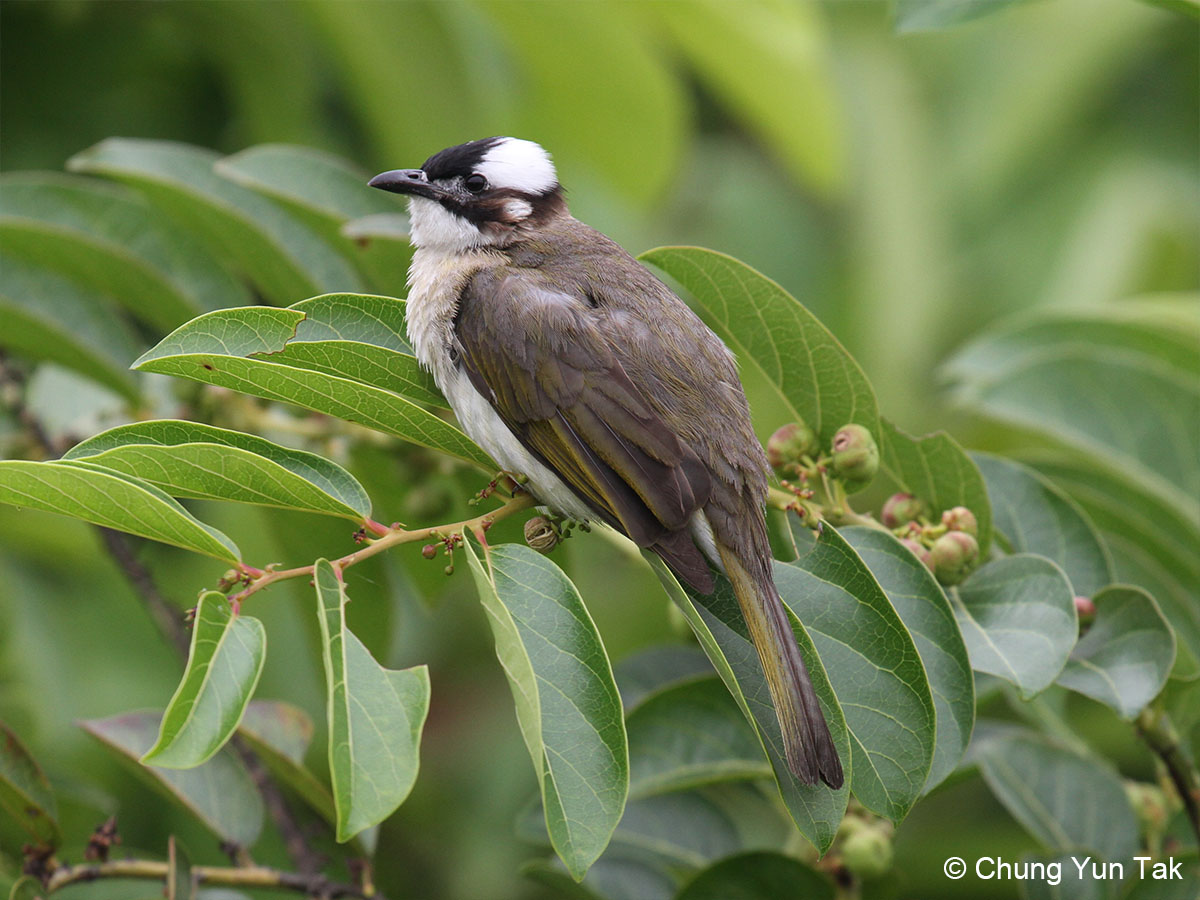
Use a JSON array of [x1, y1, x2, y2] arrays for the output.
[[406, 197, 485, 252], [478, 138, 557, 195]]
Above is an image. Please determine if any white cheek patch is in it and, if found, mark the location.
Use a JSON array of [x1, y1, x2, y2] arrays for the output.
[[407, 197, 484, 251], [478, 138, 557, 195]]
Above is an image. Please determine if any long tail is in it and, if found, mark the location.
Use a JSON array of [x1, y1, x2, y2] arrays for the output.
[[718, 544, 844, 788]]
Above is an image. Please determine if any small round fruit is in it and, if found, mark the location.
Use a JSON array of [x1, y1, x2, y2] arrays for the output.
[[421, 544, 438, 560], [941, 506, 979, 537], [766, 421, 817, 470], [1074, 595, 1097, 617], [841, 823, 893, 879], [930, 531, 979, 585], [524, 516, 560, 554], [882, 493, 923, 528], [830, 424, 879, 483]]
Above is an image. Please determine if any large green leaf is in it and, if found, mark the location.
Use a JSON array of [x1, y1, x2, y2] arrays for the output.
[[648, 557, 850, 854], [142, 592, 266, 769], [0, 720, 60, 847], [314, 559, 429, 842], [615, 646, 716, 712], [676, 851, 836, 900], [973, 453, 1113, 597], [978, 732, 1138, 863], [214, 145, 412, 291], [134, 306, 490, 468], [953, 555, 1077, 698], [840, 526, 975, 792], [785, 524, 936, 821], [0, 172, 245, 328], [67, 139, 362, 304], [80, 711, 263, 847], [639, 247, 878, 449], [651, 1, 843, 196], [626, 677, 768, 798], [64, 420, 372, 521], [0, 252, 141, 400], [463, 540, 628, 880], [1031, 451, 1200, 669], [237, 700, 376, 855], [945, 311, 1200, 511], [0, 460, 240, 562], [284, 293, 444, 406], [878, 419, 994, 555], [1058, 586, 1176, 719]]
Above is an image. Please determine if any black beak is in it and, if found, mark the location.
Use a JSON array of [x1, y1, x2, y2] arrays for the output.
[[368, 168, 447, 201]]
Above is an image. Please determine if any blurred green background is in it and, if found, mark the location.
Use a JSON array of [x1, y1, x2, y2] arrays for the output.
[[1, 1, 1196, 898]]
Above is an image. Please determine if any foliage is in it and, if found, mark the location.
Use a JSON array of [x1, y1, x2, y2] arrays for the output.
[[1, 2, 1197, 899]]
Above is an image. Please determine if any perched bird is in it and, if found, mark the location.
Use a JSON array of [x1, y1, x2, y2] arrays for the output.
[[369, 137, 843, 788]]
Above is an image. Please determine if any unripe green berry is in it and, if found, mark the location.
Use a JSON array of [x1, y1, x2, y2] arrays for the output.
[[766, 421, 817, 470], [930, 531, 979, 585], [524, 516, 560, 554], [1124, 781, 1168, 835], [841, 823, 893, 879], [882, 493, 923, 528], [941, 506, 979, 537], [830, 424, 879, 483]]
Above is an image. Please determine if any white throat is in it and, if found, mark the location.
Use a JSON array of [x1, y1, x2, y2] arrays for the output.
[[406, 197, 487, 253]]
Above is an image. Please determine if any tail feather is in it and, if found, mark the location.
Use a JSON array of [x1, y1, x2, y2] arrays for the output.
[[718, 545, 844, 788]]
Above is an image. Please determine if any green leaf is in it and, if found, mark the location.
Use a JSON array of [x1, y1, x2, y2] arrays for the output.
[[651, 1, 843, 196], [785, 524, 936, 822], [1058, 586, 1176, 719], [67, 139, 363, 304], [878, 418, 994, 555], [640, 247, 878, 450], [840, 527, 975, 792], [0, 720, 60, 847], [676, 851, 836, 900], [1122, 852, 1200, 900], [0, 460, 240, 563], [626, 677, 769, 798], [1030, 452, 1200, 671], [1139, 0, 1200, 19], [615, 646, 715, 711], [0, 252, 142, 401], [64, 420, 372, 521], [134, 307, 490, 469], [80, 711, 263, 847], [237, 701, 376, 855], [893, 0, 1023, 33], [284, 293, 444, 407], [978, 732, 1138, 862], [314, 559, 429, 842], [522, 855, 674, 900], [944, 311, 1200, 508], [647, 557, 849, 854], [973, 453, 1113, 597], [463, 540, 628, 880], [953, 555, 1077, 698], [0, 172, 246, 328], [142, 592, 266, 769], [608, 790, 742, 869], [214, 145, 412, 291], [1017, 852, 1122, 900]]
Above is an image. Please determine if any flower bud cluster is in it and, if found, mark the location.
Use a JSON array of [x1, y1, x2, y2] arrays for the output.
[[885, 494, 981, 586]]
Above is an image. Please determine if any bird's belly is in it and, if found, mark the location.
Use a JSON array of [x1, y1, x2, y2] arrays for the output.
[[441, 367, 594, 522]]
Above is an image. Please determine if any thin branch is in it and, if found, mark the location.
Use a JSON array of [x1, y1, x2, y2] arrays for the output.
[[231, 492, 536, 607], [44, 858, 383, 899], [1137, 706, 1200, 843], [97, 528, 190, 656]]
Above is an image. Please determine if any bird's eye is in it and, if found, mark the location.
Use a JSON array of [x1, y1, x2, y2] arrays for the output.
[[464, 174, 488, 193]]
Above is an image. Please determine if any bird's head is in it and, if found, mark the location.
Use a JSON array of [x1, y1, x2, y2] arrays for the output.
[[369, 136, 565, 251]]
